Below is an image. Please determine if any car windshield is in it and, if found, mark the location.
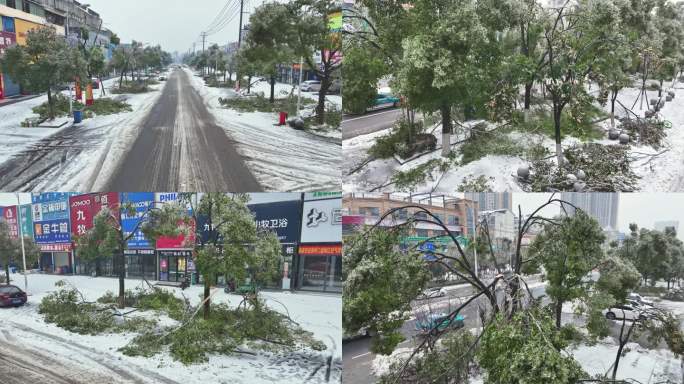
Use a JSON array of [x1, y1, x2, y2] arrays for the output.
[[0, 286, 18, 293]]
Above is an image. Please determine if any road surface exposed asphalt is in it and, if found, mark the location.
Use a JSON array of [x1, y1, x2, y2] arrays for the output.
[[342, 108, 404, 140], [107, 69, 262, 191]]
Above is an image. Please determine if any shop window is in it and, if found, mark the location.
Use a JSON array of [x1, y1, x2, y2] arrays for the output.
[[414, 211, 428, 220], [448, 215, 459, 226], [415, 229, 429, 237], [6, 0, 16, 9], [358, 206, 379, 217]]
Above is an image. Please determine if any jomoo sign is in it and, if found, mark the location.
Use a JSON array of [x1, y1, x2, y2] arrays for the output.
[[69, 193, 120, 238]]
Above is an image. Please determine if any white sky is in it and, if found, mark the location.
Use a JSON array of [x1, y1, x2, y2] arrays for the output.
[[511, 193, 684, 240], [84, 0, 265, 53]]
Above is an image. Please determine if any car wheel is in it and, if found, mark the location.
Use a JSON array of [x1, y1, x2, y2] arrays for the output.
[[606, 312, 616, 320]]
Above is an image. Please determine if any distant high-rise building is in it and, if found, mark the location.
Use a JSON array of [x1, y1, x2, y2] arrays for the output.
[[560, 193, 619, 230], [464, 192, 512, 212], [655, 221, 679, 233]]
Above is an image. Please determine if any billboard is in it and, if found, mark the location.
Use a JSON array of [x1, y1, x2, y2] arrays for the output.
[[300, 198, 342, 243], [0, 206, 19, 239], [19, 204, 32, 238], [0, 31, 16, 55], [155, 193, 195, 249], [34, 218, 70, 244], [14, 19, 42, 46], [120, 192, 154, 249], [69, 194, 94, 237]]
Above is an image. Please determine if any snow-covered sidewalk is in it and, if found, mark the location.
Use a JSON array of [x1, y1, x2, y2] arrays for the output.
[[184, 69, 341, 191], [0, 273, 341, 384]]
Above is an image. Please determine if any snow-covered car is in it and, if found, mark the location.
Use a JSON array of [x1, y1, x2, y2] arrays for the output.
[[628, 292, 654, 306], [300, 80, 321, 92], [417, 287, 447, 300], [603, 304, 651, 321], [0, 284, 27, 307], [343, 327, 376, 342]]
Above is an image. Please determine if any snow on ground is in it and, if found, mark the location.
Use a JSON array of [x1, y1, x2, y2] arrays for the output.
[[184, 68, 341, 192], [0, 273, 341, 384], [344, 80, 684, 193], [570, 338, 682, 382], [0, 76, 166, 190]]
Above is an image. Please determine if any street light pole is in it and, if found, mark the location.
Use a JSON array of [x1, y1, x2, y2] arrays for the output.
[[15, 193, 27, 292], [296, 56, 303, 117]]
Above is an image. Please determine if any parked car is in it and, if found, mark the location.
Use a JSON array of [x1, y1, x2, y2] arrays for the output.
[[628, 292, 654, 306], [159, 76, 167, 81], [417, 287, 447, 300], [300, 80, 322, 92], [603, 304, 650, 321], [0, 285, 27, 307], [366, 93, 400, 112]]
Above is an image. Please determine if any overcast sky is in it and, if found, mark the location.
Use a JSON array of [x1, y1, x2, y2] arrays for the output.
[[84, 0, 264, 53], [512, 193, 684, 240]]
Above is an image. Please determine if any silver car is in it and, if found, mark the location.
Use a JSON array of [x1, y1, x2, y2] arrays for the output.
[[300, 80, 321, 92]]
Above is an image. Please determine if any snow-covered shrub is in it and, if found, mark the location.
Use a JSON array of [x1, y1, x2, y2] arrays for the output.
[[525, 143, 639, 192], [368, 118, 428, 159], [618, 117, 668, 149], [460, 123, 524, 165], [121, 302, 325, 365]]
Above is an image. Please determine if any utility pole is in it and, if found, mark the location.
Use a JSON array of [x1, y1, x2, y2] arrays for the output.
[[238, 0, 245, 47], [201, 32, 207, 75]]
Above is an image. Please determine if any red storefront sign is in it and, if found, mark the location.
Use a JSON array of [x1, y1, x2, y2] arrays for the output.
[[69, 194, 94, 237], [39, 243, 72, 252], [156, 218, 196, 249], [2, 206, 19, 240], [92, 192, 120, 220], [0, 31, 17, 55], [299, 244, 342, 256]]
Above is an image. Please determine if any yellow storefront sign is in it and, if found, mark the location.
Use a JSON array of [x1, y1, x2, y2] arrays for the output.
[[15, 19, 43, 46], [328, 11, 342, 32]]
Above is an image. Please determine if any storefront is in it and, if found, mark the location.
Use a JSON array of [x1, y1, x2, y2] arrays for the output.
[[0, 29, 18, 98], [249, 199, 302, 290], [126, 249, 156, 280], [158, 250, 192, 283], [295, 193, 342, 293], [70, 193, 120, 276], [297, 243, 342, 292], [32, 193, 74, 273]]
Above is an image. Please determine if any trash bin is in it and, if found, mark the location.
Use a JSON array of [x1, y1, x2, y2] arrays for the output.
[[73, 110, 83, 124], [279, 111, 288, 126]]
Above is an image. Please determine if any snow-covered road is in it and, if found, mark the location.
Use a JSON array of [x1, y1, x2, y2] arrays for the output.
[[0, 273, 342, 384], [185, 69, 342, 192]]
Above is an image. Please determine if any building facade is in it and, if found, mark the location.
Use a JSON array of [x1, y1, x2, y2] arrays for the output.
[[561, 192, 619, 230]]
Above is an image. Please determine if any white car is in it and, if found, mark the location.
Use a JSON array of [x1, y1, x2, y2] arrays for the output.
[[628, 292, 654, 306], [417, 287, 447, 300], [300, 80, 321, 92], [603, 304, 649, 321]]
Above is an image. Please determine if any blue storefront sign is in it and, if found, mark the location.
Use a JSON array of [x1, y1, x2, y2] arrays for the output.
[[249, 200, 302, 243], [34, 218, 71, 244], [120, 192, 154, 248]]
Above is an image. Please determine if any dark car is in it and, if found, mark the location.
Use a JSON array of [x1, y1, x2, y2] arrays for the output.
[[0, 285, 27, 307]]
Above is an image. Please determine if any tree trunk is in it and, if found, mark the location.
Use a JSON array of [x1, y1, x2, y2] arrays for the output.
[[203, 280, 211, 319], [118, 250, 125, 309], [441, 104, 452, 157], [269, 74, 276, 103], [247, 75, 252, 94], [47, 88, 54, 120], [659, 79, 663, 98], [553, 101, 563, 166], [95, 258, 101, 277], [5, 264, 10, 284], [316, 75, 332, 125], [555, 300, 563, 330], [610, 89, 618, 129]]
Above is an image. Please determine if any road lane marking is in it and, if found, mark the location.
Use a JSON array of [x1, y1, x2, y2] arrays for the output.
[[351, 352, 371, 360], [343, 109, 400, 123]]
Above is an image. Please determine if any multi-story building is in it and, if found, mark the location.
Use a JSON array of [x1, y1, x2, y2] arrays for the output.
[[464, 192, 513, 212], [343, 193, 478, 241], [561, 192, 619, 230]]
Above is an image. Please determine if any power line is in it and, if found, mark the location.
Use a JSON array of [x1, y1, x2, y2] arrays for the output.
[[206, 1, 242, 36], [204, 0, 237, 34]]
